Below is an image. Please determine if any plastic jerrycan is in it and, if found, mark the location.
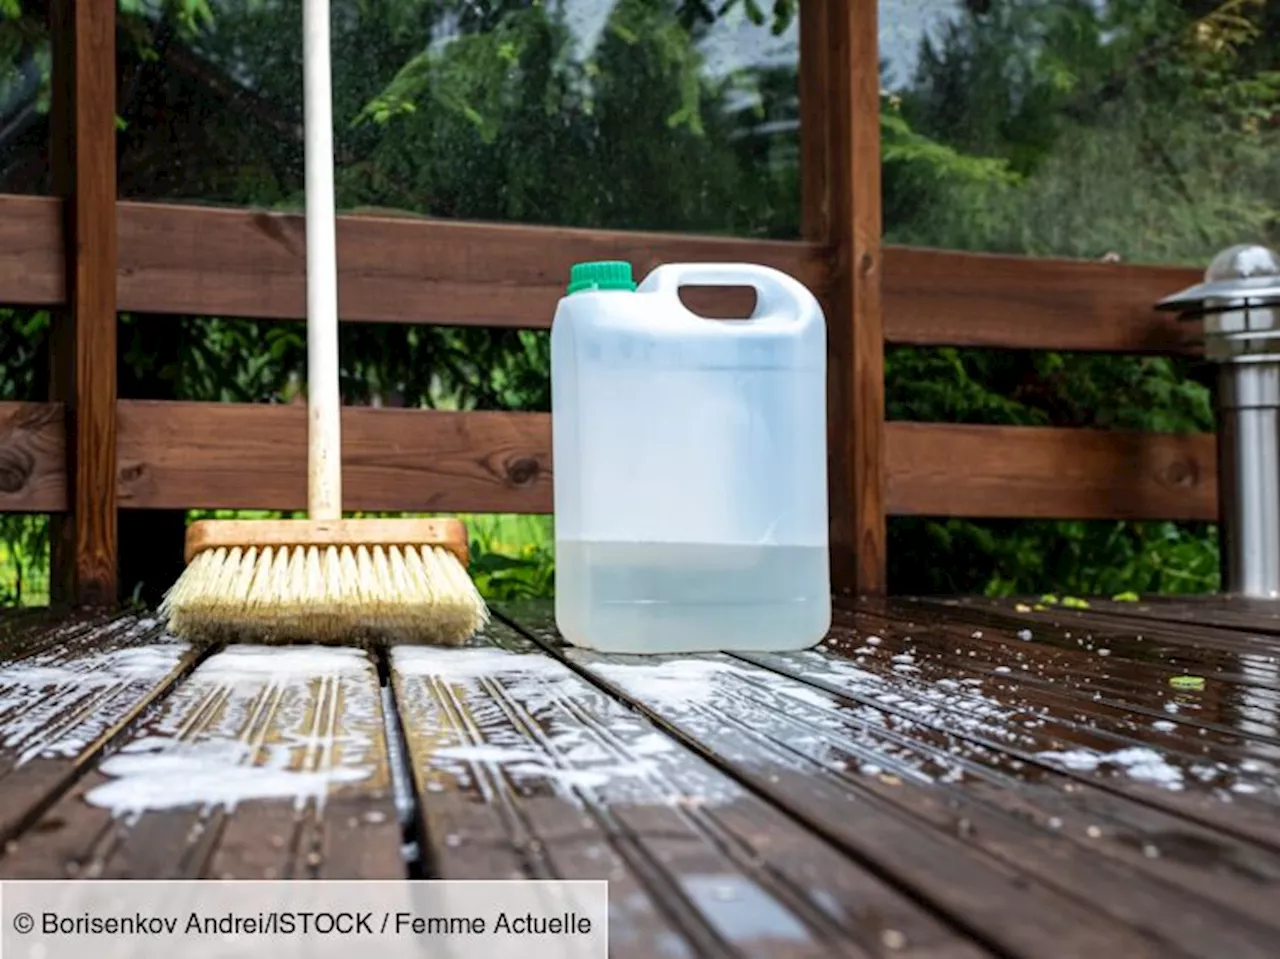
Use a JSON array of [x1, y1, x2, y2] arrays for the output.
[[550, 259, 831, 654]]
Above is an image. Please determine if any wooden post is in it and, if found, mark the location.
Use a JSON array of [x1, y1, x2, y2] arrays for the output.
[[47, 0, 119, 606], [801, 0, 886, 595]]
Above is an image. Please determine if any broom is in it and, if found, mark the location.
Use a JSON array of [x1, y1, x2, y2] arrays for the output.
[[157, 0, 488, 647]]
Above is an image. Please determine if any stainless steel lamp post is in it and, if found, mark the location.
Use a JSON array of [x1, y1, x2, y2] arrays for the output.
[[1157, 244, 1280, 598]]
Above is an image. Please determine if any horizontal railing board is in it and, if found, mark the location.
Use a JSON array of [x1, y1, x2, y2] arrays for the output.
[[885, 420, 1215, 521], [0, 194, 1201, 353], [0, 401, 1216, 520], [883, 246, 1202, 354], [0, 402, 66, 511], [0, 196, 64, 306], [115, 400, 552, 513]]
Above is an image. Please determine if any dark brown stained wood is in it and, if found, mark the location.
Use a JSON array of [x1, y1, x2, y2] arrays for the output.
[[390, 618, 991, 959], [837, 600, 1280, 851], [906, 595, 1280, 661], [886, 421, 1217, 520], [0, 403, 1222, 520], [725, 644, 1280, 939], [501, 618, 1233, 958], [0, 641, 403, 880], [117, 199, 828, 327], [0, 402, 66, 511], [0, 195, 64, 304], [1051, 594, 1280, 639], [822, 0, 885, 595], [0, 194, 1212, 355], [46, 0, 118, 605], [0, 614, 198, 846], [115, 400, 552, 512], [883, 246, 1203, 353]]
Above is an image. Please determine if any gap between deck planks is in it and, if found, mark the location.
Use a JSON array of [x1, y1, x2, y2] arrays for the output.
[[497, 600, 1280, 959]]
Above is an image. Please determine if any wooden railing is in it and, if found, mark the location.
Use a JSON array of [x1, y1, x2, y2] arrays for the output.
[[0, 196, 1214, 515], [0, 0, 1214, 605]]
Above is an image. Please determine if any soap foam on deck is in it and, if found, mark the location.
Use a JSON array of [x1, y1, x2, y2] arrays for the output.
[[0, 644, 187, 690], [591, 659, 759, 710], [0, 644, 191, 765], [83, 645, 384, 817], [90, 743, 369, 814], [392, 646, 745, 806], [1036, 746, 1185, 789], [392, 646, 566, 682], [192, 645, 371, 682]]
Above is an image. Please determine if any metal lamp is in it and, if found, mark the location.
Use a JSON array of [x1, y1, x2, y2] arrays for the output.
[[1157, 244, 1280, 598]]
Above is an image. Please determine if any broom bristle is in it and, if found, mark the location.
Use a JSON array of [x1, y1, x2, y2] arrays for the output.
[[159, 543, 489, 646]]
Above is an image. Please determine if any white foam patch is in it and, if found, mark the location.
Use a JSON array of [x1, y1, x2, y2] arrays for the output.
[[0, 645, 185, 690], [394, 649, 743, 806], [83, 645, 384, 817], [1036, 746, 1185, 789], [591, 659, 756, 710], [192, 645, 370, 682], [393, 646, 566, 681], [0, 643, 190, 765], [90, 746, 367, 813]]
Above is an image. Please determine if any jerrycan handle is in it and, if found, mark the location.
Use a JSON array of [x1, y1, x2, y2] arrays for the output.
[[636, 262, 821, 328]]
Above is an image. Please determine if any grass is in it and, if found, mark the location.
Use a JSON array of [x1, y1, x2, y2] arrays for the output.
[[0, 515, 50, 607], [0, 512, 556, 608]]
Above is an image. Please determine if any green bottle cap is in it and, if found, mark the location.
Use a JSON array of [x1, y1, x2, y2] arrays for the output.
[[566, 261, 636, 295]]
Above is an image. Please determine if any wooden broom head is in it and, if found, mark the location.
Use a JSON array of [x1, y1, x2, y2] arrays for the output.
[[164, 516, 486, 647], [183, 517, 471, 566]]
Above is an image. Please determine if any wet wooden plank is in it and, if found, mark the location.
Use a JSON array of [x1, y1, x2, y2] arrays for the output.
[[835, 601, 1280, 849], [1040, 594, 1280, 641], [909, 595, 1280, 659], [0, 612, 198, 843], [390, 618, 992, 959], [502, 604, 1280, 959], [0, 642, 402, 880]]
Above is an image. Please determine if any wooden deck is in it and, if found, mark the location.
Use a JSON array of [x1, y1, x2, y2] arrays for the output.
[[0, 597, 1276, 958]]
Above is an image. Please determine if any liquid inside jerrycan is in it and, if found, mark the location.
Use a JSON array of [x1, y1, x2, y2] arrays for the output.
[[550, 260, 831, 654]]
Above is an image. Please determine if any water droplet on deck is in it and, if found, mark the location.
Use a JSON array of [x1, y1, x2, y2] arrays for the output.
[[882, 929, 907, 950]]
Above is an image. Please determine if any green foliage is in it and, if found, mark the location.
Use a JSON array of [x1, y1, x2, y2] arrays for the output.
[[0, 515, 48, 606]]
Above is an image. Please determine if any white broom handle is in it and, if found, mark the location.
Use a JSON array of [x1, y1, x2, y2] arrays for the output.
[[303, 0, 341, 520]]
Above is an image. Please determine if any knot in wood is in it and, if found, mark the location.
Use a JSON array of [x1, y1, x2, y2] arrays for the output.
[[0, 447, 34, 494], [1163, 458, 1198, 488], [506, 457, 540, 486]]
